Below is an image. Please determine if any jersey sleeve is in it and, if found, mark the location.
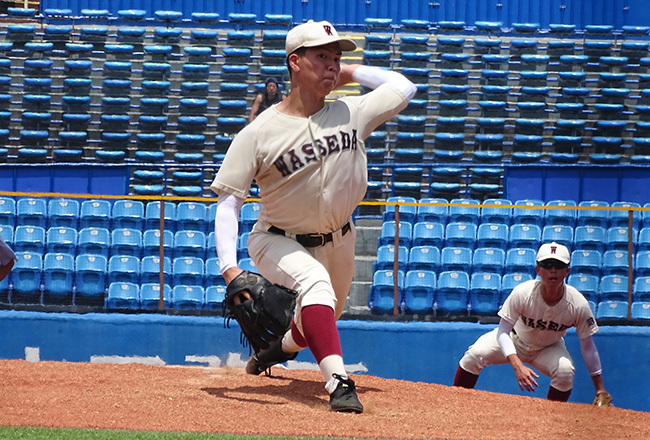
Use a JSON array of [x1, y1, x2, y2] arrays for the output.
[[574, 298, 599, 339], [346, 83, 411, 140], [498, 282, 526, 325], [210, 127, 259, 199]]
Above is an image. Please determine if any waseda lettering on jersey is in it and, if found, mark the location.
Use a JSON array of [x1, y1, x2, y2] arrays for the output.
[[521, 315, 570, 332], [273, 129, 358, 177]]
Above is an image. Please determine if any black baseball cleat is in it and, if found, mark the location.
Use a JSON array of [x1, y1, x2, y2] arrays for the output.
[[329, 373, 364, 413], [245, 338, 297, 375]]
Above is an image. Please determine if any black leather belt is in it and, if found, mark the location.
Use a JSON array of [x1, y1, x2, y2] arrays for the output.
[[268, 222, 351, 248]]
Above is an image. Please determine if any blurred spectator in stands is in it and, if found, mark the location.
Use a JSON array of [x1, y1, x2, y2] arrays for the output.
[[248, 77, 286, 123]]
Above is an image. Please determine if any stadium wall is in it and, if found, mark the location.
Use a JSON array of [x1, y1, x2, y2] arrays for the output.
[[0, 310, 647, 412], [41, 0, 650, 30]]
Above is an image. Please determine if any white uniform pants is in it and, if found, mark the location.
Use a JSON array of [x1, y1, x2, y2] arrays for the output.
[[247, 221, 356, 335], [459, 328, 576, 392]]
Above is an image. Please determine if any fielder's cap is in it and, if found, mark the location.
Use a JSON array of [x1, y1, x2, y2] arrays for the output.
[[536, 242, 571, 265], [285, 20, 357, 55]]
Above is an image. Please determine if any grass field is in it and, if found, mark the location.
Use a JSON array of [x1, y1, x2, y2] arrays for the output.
[[0, 428, 356, 440]]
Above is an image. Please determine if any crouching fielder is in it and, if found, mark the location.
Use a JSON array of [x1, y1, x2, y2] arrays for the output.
[[453, 242, 611, 404]]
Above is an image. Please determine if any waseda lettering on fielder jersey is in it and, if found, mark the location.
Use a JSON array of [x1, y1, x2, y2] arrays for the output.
[[273, 129, 358, 177], [520, 315, 570, 332]]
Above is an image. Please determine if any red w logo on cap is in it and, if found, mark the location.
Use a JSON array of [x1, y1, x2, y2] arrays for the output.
[[323, 25, 333, 36], [550, 246, 557, 254]]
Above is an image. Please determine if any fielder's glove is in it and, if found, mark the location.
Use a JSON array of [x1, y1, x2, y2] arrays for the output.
[[223, 270, 297, 354], [592, 392, 613, 407]]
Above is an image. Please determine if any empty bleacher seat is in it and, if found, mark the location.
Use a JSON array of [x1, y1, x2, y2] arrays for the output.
[[404, 270, 436, 314], [13, 225, 45, 254], [508, 224, 542, 249], [77, 227, 110, 258], [369, 269, 404, 314], [469, 272, 501, 315], [105, 282, 140, 310], [79, 200, 111, 229], [108, 255, 140, 285], [574, 226, 606, 252], [445, 222, 477, 249], [440, 246, 472, 273], [46, 227, 77, 255], [602, 250, 629, 276], [143, 229, 173, 258], [436, 271, 469, 315], [43, 252, 74, 303], [75, 254, 107, 299], [476, 223, 508, 249], [374, 245, 408, 272], [512, 199, 544, 226], [407, 245, 440, 272], [141, 255, 171, 284], [505, 248, 536, 275], [567, 274, 600, 303], [145, 201, 176, 233], [140, 283, 172, 310], [472, 247, 505, 273], [599, 275, 628, 301], [172, 285, 205, 310], [173, 256, 205, 286], [11, 251, 42, 301]]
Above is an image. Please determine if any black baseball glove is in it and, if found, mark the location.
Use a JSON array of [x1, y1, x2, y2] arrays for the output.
[[223, 270, 297, 354]]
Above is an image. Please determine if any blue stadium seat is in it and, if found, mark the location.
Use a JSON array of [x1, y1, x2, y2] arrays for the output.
[[172, 285, 205, 310], [105, 282, 140, 310], [173, 257, 204, 287], [174, 230, 206, 258], [500, 273, 533, 303], [143, 229, 173, 258], [205, 285, 226, 311], [237, 232, 249, 260], [46, 227, 77, 255], [567, 273, 600, 303], [544, 200, 577, 227], [111, 228, 142, 258], [404, 270, 436, 314], [145, 201, 176, 233], [448, 198, 480, 224], [469, 272, 501, 315], [480, 198, 512, 224], [606, 226, 636, 251], [0, 197, 15, 227], [504, 248, 536, 275], [435, 271, 469, 315], [378, 221, 412, 248], [374, 245, 408, 272], [602, 249, 629, 276], [176, 203, 207, 232], [640, 228, 650, 252], [600, 274, 628, 301], [570, 250, 602, 276], [574, 226, 606, 252], [417, 198, 448, 224], [631, 302, 650, 320], [16, 197, 47, 228], [141, 255, 171, 284], [42, 253, 73, 302], [47, 198, 79, 229], [205, 257, 225, 286], [577, 201, 609, 228], [472, 247, 505, 273], [476, 223, 508, 249], [407, 245, 440, 272], [368, 269, 404, 314], [112, 200, 145, 231], [108, 255, 140, 285], [74, 254, 107, 299], [440, 246, 472, 272], [240, 202, 261, 233], [383, 196, 417, 224], [634, 276, 650, 302], [508, 223, 541, 249], [541, 225, 574, 248], [11, 251, 42, 300], [13, 225, 45, 254], [412, 221, 444, 248], [609, 202, 641, 229], [512, 199, 544, 226], [140, 283, 172, 310], [78, 227, 110, 258], [445, 222, 476, 249], [596, 300, 628, 320]]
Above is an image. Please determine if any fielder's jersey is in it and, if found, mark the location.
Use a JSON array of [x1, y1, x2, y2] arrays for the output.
[[499, 279, 598, 352], [211, 83, 409, 234]]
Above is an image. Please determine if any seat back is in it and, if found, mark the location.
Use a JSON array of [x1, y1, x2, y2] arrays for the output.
[[172, 256, 205, 286], [0, 197, 16, 226], [369, 269, 404, 314], [172, 285, 205, 310], [111, 228, 143, 257], [105, 282, 140, 309], [567, 273, 600, 302], [145, 201, 176, 232], [112, 200, 145, 230], [472, 247, 505, 273], [141, 255, 171, 284], [404, 270, 436, 313], [13, 225, 46, 254], [140, 283, 172, 309], [476, 223, 508, 249], [412, 221, 444, 247], [16, 197, 47, 227], [78, 227, 110, 258], [108, 255, 140, 284], [407, 245, 440, 272], [508, 223, 541, 249], [12, 251, 42, 295], [176, 202, 207, 232], [469, 272, 501, 314], [436, 270, 470, 315], [47, 198, 79, 228], [174, 230, 206, 258]]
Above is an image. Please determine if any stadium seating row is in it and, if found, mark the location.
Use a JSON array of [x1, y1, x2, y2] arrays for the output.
[[368, 268, 650, 318]]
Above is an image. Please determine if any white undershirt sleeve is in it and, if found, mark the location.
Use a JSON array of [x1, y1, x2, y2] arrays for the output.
[[351, 65, 417, 100], [497, 318, 517, 357], [580, 335, 603, 376], [214, 192, 244, 275]]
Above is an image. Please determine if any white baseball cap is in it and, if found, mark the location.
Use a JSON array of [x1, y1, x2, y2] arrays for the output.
[[536, 242, 571, 264], [285, 20, 357, 55]]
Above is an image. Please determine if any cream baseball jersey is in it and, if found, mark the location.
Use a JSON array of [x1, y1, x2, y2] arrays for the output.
[[211, 83, 409, 234], [499, 279, 598, 351]]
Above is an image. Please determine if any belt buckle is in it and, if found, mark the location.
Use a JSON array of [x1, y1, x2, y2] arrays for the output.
[[313, 233, 326, 247]]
